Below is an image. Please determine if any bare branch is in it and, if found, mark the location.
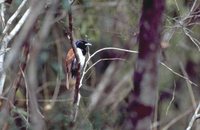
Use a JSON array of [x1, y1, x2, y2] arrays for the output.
[[186, 102, 200, 130], [20, 66, 30, 129], [0, 1, 6, 28], [180, 63, 196, 108], [66, 0, 82, 123], [102, 72, 132, 108], [90, 47, 138, 59], [26, 1, 58, 128], [182, 0, 198, 21], [89, 64, 115, 112], [160, 62, 198, 87], [183, 27, 200, 51], [166, 81, 176, 115], [189, 0, 198, 16], [85, 58, 125, 73], [174, 0, 180, 11], [2, 0, 28, 35], [162, 108, 193, 130], [70, 47, 91, 122], [3, 0, 45, 73], [79, 47, 138, 111], [0, 8, 30, 95]]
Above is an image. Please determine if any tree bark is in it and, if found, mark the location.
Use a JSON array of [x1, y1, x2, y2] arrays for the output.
[[123, 0, 165, 129]]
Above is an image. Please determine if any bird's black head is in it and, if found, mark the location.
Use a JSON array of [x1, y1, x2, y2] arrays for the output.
[[75, 40, 92, 55]]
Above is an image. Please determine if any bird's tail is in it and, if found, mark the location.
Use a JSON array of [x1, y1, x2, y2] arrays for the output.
[[66, 69, 70, 90]]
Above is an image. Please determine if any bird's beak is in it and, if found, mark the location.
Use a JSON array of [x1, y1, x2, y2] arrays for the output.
[[85, 43, 92, 46]]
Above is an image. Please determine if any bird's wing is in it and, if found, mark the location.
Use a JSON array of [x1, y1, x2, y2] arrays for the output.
[[65, 48, 75, 67], [65, 48, 76, 89]]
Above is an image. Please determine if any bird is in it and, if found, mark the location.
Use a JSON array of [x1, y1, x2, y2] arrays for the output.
[[65, 40, 92, 90]]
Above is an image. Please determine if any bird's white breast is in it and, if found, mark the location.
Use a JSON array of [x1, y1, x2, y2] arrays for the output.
[[77, 48, 85, 68]]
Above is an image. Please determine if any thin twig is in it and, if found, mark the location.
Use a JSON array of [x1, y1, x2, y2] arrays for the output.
[[85, 58, 125, 73], [49, 29, 63, 109], [102, 72, 132, 107], [162, 107, 193, 130], [182, 0, 198, 21], [87, 48, 198, 89], [160, 62, 198, 87], [82, 47, 137, 77], [180, 63, 196, 108], [186, 102, 200, 130], [90, 47, 138, 59], [183, 27, 200, 51], [190, 0, 198, 15], [50, 77, 61, 108], [174, 0, 179, 11], [85, 47, 198, 92], [166, 81, 176, 115], [20, 66, 30, 129]]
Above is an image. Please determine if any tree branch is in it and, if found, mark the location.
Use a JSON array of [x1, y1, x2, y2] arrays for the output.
[[0, 1, 6, 28], [186, 102, 200, 130], [65, 0, 82, 123], [0, 8, 30, 95], [2, 0, 28, 35]]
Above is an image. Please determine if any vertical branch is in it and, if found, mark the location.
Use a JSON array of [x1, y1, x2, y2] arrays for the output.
[[123, 0, 165, 130], [71, 48, 90, 122], [49, 29, 63, 108], [0, 44, 30, 129], [3, 0, 45, 73], [0, 7, 30, 95], [0, 1, 6, 28], [67, 1, 80, 62], [0, 1, 30, 95], [66, 0, 82, 123], [26, 1, 58, 129], [68, 5, 73, 46], [71, 63, 81, 122], [20, 65, 30, 130], [0, 0, 41, 127], [73, 64, 80, 104], [68, 5, 81, 106]]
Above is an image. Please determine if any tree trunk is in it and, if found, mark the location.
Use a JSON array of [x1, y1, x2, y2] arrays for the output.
[[123, 0, 165, 129]]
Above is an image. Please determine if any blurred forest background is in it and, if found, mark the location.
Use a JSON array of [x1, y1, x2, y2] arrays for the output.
[[0, 0, 200, 130]]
